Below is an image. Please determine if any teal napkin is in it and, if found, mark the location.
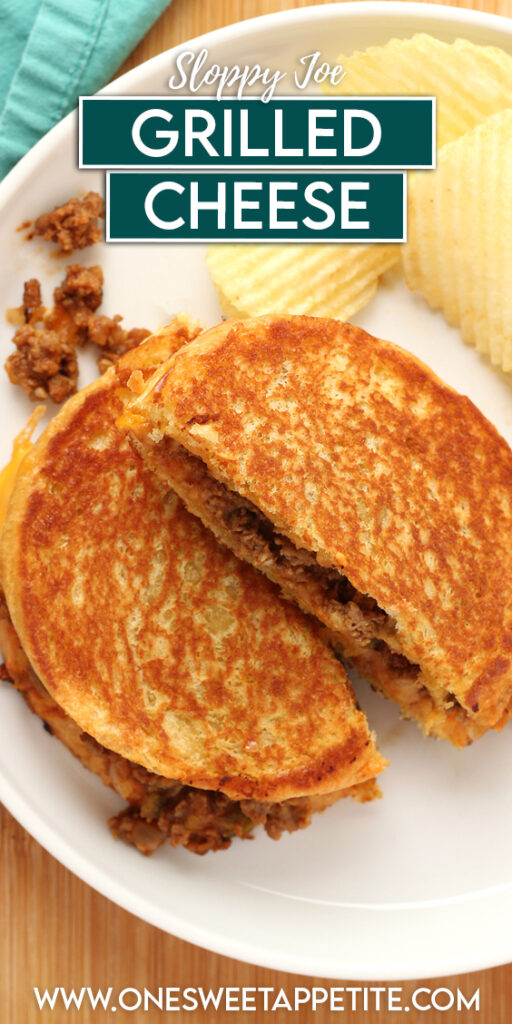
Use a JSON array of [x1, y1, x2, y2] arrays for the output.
[[0, 0, 172, 179]]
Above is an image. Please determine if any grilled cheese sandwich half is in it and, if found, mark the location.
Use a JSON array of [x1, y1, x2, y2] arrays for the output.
[[0, 318, 385, 856], [126, 314, 512, 747]]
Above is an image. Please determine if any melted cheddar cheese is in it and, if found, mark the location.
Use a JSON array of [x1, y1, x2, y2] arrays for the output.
[[0, 406, 45, 532]]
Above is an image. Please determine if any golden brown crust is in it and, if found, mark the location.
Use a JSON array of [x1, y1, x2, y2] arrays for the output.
[[0, 596, 379, 854], [0, 320, 386, 802], [131, 315, 512, 735], [133, 437, 482, 747]]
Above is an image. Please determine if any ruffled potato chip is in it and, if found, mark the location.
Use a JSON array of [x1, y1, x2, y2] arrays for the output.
[[402, 109, 512, 371], [206, 243, 398, 321], [324, 34, 512, 148]]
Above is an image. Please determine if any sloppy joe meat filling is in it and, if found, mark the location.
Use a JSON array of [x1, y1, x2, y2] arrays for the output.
[[166, 440, 417, 656], [163, 442, 444, 700]]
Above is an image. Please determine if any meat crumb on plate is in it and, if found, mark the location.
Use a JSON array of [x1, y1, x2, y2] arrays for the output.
[[29, 192, 104, 253], [5, 267, 150, 403]]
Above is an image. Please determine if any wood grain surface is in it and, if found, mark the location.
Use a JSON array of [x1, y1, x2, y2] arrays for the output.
[[2, 0, 512, 1021]]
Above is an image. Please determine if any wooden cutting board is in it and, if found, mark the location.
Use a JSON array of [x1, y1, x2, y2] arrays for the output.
[[2, 1, 512, 1020]]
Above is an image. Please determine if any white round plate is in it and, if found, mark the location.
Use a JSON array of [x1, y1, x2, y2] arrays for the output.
[[1, 2, 512, 981]]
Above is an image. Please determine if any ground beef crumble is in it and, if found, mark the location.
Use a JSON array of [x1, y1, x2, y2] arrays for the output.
[[29, 191, 104, 252], [5, 266, 150, 402], [53, 262, 103, 314], [6, 277, 79, 403], [110, 791, 317, 855]]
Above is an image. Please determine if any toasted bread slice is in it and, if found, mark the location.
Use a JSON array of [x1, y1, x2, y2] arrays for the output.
[[127, 314, 512, 746], [0, 591, 378, 856], [0, 318, 385, 804]]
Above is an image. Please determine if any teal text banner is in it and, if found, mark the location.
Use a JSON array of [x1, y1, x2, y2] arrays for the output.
[[83, 97, 435, 169], [106, 171, 406, 242]]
